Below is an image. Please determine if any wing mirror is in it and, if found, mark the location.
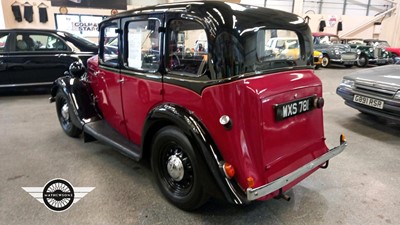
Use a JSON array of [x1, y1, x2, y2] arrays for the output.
[[69, 61, 86, 78]]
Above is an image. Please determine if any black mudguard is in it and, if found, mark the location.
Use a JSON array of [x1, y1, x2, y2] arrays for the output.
[[142, 104, 248, 205], [50, 76, 100, 129]]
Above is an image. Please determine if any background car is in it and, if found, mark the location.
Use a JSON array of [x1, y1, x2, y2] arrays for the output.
[[0, 29, 97, 90], [343, 38, 392, 67], [336, 64, 400, 122], [313, 32, 357, 68], [363, 39, 400, 63]]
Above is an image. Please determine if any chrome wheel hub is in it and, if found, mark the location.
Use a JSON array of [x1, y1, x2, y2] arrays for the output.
[[322, 57, 329, 66], [61, 104, 69, 120], [167, 155, 184, 181]]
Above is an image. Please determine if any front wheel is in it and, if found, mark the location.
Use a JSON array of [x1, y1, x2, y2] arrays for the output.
[[321, 55, 330, 68], [151, 126, 209, 211], [55, 90, 81, 137], [356, 55, 368, 67]]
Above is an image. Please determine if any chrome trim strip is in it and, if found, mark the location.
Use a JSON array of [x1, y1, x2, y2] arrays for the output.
[[0, 82, 53, 88], [246, 140, 347, 201]]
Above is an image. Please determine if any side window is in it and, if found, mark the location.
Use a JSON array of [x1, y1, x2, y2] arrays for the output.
[[0, 33, 9, 52], [125, 19, 160, 71], [15, 33, 68, 51], [167, 19, 208, 77], [101, 23, 119, 66]]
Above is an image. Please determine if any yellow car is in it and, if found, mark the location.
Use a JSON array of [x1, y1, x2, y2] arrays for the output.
[[313, 50, 323, 69], [270, 38, 323, 69], [281, 48, 323, 69]]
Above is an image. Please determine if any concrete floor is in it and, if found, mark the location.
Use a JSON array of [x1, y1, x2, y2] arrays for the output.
[[1, 67, 399, 225]]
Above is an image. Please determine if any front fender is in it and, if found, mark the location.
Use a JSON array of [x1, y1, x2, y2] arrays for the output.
[[50, 76, 100, 129], [142, 103, 248, 205]]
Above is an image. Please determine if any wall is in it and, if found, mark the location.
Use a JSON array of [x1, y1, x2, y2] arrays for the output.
[[2, 0, 115, 29], [1, 0, 398, 46], [305, 14, 375, 38]]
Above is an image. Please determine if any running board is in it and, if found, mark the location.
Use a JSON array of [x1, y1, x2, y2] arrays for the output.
[[83, 120, 141, 161]]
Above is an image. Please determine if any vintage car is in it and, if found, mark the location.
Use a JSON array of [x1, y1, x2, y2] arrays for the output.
[[266, 37, 323, 69], [0, 29, 97, 90], [313, 32, 357, 68], [343, 38, 392, 67], [50, 1, 346, 210], [336, 65, 400, 122], [363, 39, 400, 62]]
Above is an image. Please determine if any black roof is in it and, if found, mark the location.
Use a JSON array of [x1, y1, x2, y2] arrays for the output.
[[102, 1, 308, 33]]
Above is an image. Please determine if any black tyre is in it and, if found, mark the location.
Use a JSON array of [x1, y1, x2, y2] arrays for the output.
[[356, 55, 368, 67], [55, 90, 81, 137], [321, 55, 330, 68], [151, 126, 209, 210]]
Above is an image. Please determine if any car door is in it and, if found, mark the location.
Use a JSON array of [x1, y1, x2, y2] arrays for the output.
[[90, 20, 129, 139], [3, 31, 79, 87], [119, 15, 164, 144]]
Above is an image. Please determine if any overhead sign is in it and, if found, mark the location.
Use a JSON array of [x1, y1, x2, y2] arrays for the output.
[[55, 14, 106, 37]]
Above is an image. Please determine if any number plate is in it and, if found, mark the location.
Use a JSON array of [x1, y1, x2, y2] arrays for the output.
[[275, 96, 316, 121], [353, 95, 384, 109]]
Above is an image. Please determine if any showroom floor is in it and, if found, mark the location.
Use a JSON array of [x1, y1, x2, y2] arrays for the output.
[[1, 66, 399, 225]]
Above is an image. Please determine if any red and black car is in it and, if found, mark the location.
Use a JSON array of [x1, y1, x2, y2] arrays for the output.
[[50, 1, 347, 210]]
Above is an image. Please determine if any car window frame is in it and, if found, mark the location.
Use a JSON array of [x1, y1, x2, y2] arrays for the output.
[[99, 19, 121, 68], [121, 15, 163, 74], [164, 15, 210, 79]]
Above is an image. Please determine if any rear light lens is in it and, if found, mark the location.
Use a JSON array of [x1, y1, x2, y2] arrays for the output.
[[314, 97, 325, 108], [223, 162, 235, 179], [247, 177, 255, 188]]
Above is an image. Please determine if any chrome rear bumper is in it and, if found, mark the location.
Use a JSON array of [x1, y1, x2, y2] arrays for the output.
[[246, 135, 347, 201]]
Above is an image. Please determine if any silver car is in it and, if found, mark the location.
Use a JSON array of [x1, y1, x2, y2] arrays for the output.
[[336, 65, 400, 122]]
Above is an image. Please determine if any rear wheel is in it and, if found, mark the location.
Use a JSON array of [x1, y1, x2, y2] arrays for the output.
[[321, 55, 330, 68], [55, 90, 81, 137], [151, 126, 209, 211], [356, 55, 368, 67]]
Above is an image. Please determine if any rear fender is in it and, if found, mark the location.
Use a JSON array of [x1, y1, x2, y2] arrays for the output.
[[50, 76, 100, 129], [142, 103, 248, 205]]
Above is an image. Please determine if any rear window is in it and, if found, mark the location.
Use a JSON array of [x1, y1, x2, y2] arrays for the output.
[[242, 29, 302, 73]]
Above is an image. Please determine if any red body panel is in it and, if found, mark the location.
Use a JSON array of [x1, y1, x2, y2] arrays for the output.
[[120, 74, 163, 144], [163, 69, 328, 199], [87, 56, 129, 139]]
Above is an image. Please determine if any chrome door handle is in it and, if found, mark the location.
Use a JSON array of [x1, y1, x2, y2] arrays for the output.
[[93, 71, 100, 76], [117, 78, 125, 83]]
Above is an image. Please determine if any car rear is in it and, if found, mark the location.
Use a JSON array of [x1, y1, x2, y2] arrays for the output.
[[200, 16, 346, 201]]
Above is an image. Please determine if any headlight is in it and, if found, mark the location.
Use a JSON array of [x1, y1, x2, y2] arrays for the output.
[[335, 49, 340, 55], [356, 49, 361, 54], [369, 48, 373, 52], [394, 91, 400, 100], [340, 79, 355, 88]]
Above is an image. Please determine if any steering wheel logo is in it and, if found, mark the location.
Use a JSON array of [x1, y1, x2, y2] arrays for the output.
[[43, 179, 75, 212], [22, 178, 95, 212]]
